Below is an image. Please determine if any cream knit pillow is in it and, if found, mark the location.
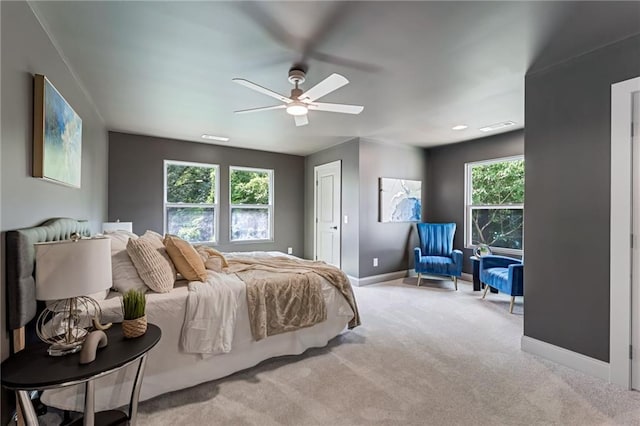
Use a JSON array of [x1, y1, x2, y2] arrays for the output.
[[127, 237, 175, 293], [141, 230, 176, 277]]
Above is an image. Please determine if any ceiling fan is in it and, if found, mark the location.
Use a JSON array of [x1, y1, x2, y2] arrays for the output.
[[232, 66, 364, 127]]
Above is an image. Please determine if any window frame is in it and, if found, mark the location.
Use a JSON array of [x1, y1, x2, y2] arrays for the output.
[[464, 155, 524, 255], [163, 159, 220, 244], [229, 166, 275, 243]]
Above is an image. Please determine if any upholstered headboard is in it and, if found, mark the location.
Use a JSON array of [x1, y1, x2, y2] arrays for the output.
[[5, 218, 91, 333]]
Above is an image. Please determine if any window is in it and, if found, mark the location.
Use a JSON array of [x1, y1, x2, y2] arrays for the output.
[[465, 156, 524, 254], [164, 160, 219, 243], [229, 166, 273, 242]]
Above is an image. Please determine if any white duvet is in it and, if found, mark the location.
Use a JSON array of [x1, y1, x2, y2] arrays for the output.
[[41, 252, 354, 412], [181, 270, 241, 355]]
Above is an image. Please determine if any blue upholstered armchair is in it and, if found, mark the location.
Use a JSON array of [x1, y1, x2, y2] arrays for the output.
[[479, 255, 524, 313], [414, 223, 463, 290]]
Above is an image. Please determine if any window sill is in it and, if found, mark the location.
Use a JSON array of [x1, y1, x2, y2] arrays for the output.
[[465, 245, 523, 257], [229, 239, 274, 244]]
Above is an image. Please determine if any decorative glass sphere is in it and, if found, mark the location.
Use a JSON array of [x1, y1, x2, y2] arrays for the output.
[[474, 244, 492, 257]]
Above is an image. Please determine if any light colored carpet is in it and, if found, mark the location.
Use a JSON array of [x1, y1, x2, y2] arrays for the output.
[[38, 278, 640, 425], [133, 278, 640, 425]]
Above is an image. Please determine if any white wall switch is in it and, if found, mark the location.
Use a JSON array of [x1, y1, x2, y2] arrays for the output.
[[287, 247, 293, 255], [344, 215, 349, 224], [373, 258, 378, 267]]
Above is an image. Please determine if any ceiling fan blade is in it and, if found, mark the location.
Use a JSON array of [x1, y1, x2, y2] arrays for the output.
[[234, 105, 286, 114], [308, 102, 364, 114], [298, 73, 349, 102], [294, 114, 309, 127], [232, 78, 292, 103]]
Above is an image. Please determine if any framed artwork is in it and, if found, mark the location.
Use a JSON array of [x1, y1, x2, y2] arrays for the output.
[[379, 178, 422, 222], [33, 74, 82, 188]]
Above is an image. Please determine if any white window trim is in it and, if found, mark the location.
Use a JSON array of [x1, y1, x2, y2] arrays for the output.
[[464, 155, 524, 255], [164, 159, 219, 244], [229, 166, 274, 243]]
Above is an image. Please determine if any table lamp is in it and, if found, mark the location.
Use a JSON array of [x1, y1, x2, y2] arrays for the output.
[[102, 221, 133, 233], [35, 237, 113, 356]]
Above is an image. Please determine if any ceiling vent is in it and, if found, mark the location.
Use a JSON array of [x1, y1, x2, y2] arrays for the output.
[[478, 121, 516, 132]]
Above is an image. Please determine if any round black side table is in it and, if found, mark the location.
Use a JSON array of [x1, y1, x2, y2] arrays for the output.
[[1, 323, 161, 426]]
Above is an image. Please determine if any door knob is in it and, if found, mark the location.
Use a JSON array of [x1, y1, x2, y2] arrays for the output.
[[330, 226, 338, 230]]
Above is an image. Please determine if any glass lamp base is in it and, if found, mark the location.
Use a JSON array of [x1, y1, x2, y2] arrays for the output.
[[48, 342, 82, 357]]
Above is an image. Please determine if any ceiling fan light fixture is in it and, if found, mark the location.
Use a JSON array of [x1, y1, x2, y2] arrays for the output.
[[286, 102, 308, 116]]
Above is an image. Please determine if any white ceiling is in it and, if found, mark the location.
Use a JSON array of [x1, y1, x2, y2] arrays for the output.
[[30, 1, 640, 156]]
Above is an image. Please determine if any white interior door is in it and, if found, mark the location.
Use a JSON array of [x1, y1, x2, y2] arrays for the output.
[[632, 91, 640, 390], [314, 160, 341, 268]]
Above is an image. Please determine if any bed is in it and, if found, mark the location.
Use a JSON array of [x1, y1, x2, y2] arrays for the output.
[[5, 218, 359, 412]]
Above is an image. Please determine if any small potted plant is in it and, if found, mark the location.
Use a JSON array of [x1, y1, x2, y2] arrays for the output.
[[121, 289, 147, 338]]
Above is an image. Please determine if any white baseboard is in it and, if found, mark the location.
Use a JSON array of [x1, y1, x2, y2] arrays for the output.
[[348, 270, 412, 287], [348, 270, 470, 287], [521, 336, 610, 381]]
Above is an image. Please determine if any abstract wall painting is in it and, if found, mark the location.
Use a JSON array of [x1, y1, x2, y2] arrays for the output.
[[33, 74, 82, 188], [379, 178, 422, 222]]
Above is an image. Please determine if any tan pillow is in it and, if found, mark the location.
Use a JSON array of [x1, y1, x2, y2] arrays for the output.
[[164, 235, 207, 281], [127, 238, 175, 293], [194, 245, 229, 272]]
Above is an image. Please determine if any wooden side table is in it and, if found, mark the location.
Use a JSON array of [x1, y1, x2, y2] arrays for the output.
[[470, 256, 481, 291], [470, 256, 498, 293], [1, 323, 161, 426]]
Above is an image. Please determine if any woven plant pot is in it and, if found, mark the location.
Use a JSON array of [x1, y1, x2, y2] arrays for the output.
[[122, 315, 147, 338]]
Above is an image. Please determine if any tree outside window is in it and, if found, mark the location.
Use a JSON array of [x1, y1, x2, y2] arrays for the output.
[[230, 167, 273, 241], [465, 157, 524, 253], [165, 160, 219, 243]]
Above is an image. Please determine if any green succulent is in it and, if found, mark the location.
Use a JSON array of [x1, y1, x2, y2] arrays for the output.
[[121, 289, 146, 320]]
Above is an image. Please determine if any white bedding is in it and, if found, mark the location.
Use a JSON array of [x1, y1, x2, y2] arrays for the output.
[[41, 252, 354, 412], [181, 270, 241, 355]]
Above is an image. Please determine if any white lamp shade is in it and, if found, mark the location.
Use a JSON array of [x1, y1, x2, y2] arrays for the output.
[[35, 238, 112, 300], [102, 221, 133, 233]]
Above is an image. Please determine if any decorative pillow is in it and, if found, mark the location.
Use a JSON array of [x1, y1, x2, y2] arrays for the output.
[[140, 230, 176, 277], [104, 229, 138, 241], [194, 245, 229, 272], [164, 235, 207, 281], [142, 230, 164, 245], [103, 231, 148, 294], [127, 238, 175, 293]]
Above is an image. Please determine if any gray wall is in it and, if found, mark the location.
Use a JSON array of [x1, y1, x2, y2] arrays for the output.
[[304, 138, 360, 277], [524, 34, 640, 362], [1, 2, 108, 420], [109, 132, 305, 254], [358, 139, 427, 277], [304, 138, 428, 279], [426, 130, 525, 273]]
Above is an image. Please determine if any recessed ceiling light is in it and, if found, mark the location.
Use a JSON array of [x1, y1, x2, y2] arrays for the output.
[[478, 121, 516, 132], [452, 125, 468, 130], [201, 134, 229, 142]]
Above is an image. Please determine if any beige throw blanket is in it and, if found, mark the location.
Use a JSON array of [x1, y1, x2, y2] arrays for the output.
[[226, 257, 361, 341]]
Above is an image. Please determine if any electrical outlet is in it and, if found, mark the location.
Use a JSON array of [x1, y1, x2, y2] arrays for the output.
[[373, 258, 378, 267], [287, 247, 293, 255], [344, 215, 349, 224]]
